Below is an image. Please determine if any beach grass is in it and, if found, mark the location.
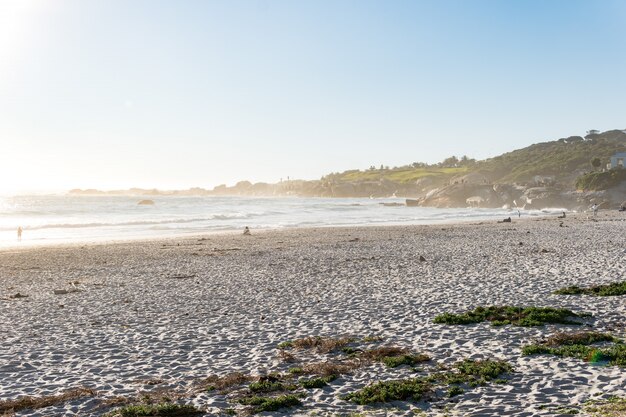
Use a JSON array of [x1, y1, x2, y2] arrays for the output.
[[433, 306, 589, 326]]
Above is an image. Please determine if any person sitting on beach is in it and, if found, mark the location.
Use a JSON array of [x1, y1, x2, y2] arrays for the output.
[[558, 211, 566, 219], [243, 226, 251, 235], [17, 226, 23, 241]]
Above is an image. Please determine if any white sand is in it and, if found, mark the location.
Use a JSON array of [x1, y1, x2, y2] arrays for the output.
[[1, 212, 625, 416]]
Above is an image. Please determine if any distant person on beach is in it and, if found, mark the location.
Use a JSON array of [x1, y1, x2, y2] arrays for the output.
[[591, 204, 598, 216], [243, 226, 251, 235], [17, 226, 23, 241], [517, 210, 521, 218]]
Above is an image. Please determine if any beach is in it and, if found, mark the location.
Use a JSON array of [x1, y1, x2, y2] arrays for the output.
[[1, 212, 625, 416]]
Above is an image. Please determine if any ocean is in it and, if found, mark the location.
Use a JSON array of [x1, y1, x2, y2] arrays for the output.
[[0, 195, 562, 247]]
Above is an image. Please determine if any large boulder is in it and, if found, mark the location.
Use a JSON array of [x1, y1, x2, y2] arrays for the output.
[[418, 184, 503, 208]]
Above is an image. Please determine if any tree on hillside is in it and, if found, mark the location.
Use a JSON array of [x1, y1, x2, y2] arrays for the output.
[[590, 157, 602, 171], [440, 156, 459, 168]]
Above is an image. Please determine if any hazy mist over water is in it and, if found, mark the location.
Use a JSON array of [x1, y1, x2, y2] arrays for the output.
[[0, 195, 568, 247]]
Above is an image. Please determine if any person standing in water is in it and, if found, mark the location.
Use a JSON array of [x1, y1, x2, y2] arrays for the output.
[[17, 226, 23, 241]]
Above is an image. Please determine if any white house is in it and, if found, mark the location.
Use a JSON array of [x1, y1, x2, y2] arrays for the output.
[[609, 152, 626, 169]]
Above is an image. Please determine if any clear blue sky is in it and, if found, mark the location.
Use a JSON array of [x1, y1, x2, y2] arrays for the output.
[[1, 0, 625, 193]]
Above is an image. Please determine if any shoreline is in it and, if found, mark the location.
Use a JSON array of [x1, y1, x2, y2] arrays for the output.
[[1, 212, 625, 416], [0, 208, 606, 252]]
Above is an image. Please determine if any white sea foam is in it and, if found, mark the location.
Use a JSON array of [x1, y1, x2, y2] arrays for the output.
[[0, 195, 565, 246]]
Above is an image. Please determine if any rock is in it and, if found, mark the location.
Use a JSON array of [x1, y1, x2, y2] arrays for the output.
[[406, 199, 420, 207], [9, 293, 28, 299], [53, 288, 80, 295], [137, 199, 155, 205], [419, 255, 427, 262]]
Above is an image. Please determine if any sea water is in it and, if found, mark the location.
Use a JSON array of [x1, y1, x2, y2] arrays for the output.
[[0, 195, 563, 247]]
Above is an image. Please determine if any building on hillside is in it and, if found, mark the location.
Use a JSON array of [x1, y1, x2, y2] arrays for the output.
[[609, 152, 626, 169]]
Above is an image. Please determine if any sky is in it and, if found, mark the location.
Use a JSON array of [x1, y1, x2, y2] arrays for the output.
[[1, 0, 625, 194]]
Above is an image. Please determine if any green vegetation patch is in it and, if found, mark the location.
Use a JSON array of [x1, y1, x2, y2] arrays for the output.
[[362, 335, 385, 343], [343, 378, 432, 405], [382, 354, 430, 368], [344, 359, 513, 405], [433, 306, 589, 327], [554, 281, 626, 297], [299, 375, 337, 389], [522, 331, 625, 367], [104, 403, 203, 417], [238, 394, 303, 413], [249, 380, 294, 393], [426, 359, 514, 388], [447, 386, 464, 398], [576, 169, 626, 191], [277, 336, 355, 353], [455, 359, 514, 380], [287, 367, 303, 375], [584, 397, 626, 417]]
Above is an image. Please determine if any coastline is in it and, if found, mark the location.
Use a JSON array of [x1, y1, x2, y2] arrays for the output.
[[0, 206, 583, 252], [1, 212, 625, 416]]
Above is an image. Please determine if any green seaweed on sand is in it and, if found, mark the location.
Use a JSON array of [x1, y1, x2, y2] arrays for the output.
[[237, 394, 304, 413], [344, 359, 513, 405], [382, 354, 430, 368], [554, 281, 626, 296], [583, 396, 626, 416], [433, 306, 590, 326], [103, 403, 204, 417], [299, 375, 337, 389], [522, 331, 625, 368], [359, 346, 431, 368], [454, 358, 514, 381], [248, 380, 295, 393], [343, 378, 432, 405]]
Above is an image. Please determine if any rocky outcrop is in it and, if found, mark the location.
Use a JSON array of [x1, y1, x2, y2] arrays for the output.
[[415, 183, 504, 208]]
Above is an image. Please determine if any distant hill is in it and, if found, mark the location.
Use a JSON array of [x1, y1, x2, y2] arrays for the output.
[[69, 129, 626, 209], [476, 129, 626, 185], [320, 129, 626, 188]]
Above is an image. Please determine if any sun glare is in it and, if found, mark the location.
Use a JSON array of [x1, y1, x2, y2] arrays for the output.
[[0, 0, 46, 62]]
